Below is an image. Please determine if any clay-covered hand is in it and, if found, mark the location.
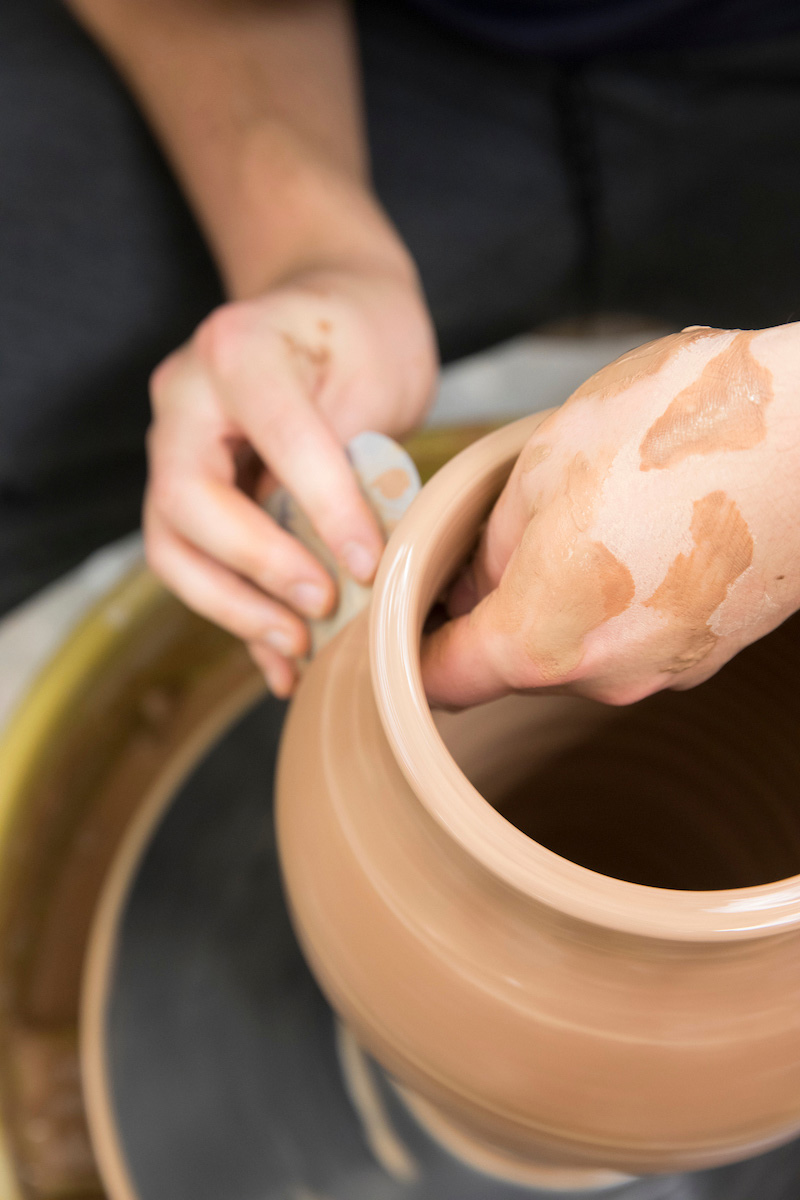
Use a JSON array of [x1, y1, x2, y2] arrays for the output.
[[423, 323, 800, 708], [145, 264, 437, 696]]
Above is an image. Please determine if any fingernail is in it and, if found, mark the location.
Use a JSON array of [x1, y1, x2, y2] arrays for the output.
[[290, 581, 330, 618], [265, 628, 296, 656], [343, 540, 379, 582]]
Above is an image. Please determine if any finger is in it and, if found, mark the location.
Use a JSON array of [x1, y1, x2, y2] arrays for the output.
[[421, 596, 514, 709], [144, 509, 310, 658], [247, 640, 298, 699], [148, 383, 338, 619], [150, 465, 336, 620], [151, 343, 337, 618], [210, 344, 385, 584]]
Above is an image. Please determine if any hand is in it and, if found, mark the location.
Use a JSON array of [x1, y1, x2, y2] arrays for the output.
[[145, 264, 437, 695], [422, 324, 800, 708]]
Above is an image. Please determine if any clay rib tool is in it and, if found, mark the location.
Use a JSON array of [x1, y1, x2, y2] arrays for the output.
[[265, 431, 421, 658]]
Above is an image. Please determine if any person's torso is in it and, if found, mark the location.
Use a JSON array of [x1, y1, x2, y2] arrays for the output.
[[401, 0, 800, 57]]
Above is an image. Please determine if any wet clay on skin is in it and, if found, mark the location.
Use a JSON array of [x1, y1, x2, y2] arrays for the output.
[[644, 490, 753, 673], [565, 452, 595, 532], [523, 539, 635, 680], [490, 330, 764, 680], [565, 327, 718, 405], [640, 331, 774, 471], [491, 450, 634, 680], [281, 329, 331, 398], [518, 441, 552, 476]]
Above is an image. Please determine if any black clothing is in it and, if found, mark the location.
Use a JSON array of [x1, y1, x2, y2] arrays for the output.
[[1, 0, 799, 612], [402, 0, 800, 57]]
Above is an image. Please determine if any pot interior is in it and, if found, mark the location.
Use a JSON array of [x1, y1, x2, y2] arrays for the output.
[[435, 613, 800, 891]]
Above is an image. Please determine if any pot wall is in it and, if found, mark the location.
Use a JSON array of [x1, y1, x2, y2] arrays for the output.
[[277, 610, 800, 1174], [276, 416, 800, 1176]]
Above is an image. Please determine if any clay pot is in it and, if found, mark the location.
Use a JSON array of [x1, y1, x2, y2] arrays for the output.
[[276, 413, 800, 1185]]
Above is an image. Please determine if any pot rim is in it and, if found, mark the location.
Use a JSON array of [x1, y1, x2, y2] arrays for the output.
[[370, 415, 800, 942]]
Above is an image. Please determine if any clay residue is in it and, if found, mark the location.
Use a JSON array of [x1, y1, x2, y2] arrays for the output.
[[523, 540, 635, 679], [518, 441, 552, 476], [281, 330, 331, 397], [644, 491, 753, 673], [639, 331, 773, 470], [489, 449, 634, 680], [281, 330, 331, 369], [371, 467, 410, 500], [565, 452, 595, 532], [709, 571, 771, 639], [565, 327, 719, 406]]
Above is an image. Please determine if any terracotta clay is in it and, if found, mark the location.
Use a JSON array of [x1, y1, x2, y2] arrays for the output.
[[639, 331, 774, 471], [276, 413, 800, 1184]]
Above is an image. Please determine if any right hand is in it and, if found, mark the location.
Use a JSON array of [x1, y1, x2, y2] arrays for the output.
[[144, 263, 437, 696]]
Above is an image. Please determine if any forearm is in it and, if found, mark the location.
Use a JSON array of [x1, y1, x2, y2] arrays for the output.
[[64, 0, 412, 297]]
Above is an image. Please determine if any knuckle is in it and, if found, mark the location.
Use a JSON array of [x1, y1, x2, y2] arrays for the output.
[[195, 303, 254, 377]]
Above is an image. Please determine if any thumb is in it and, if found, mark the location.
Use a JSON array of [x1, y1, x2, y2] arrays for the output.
[[421, 593, 512, 709], [423, 436, 549, 707]]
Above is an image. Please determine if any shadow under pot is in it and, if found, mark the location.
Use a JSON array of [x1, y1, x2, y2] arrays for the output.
[[276, 413, 800, 1190]]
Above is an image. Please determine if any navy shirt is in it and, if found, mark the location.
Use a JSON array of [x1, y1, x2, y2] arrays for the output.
[[402, 0, 800, 57]]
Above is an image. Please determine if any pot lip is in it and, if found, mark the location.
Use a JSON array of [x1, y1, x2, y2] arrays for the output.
[[370, 415, 800, 943]]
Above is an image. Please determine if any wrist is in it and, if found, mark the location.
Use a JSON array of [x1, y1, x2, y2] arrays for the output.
[[207, 119, 415, 300]]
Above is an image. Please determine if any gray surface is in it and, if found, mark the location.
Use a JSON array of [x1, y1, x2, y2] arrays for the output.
[[107, 696, 800, 1200], [428, 328, 665, 427]]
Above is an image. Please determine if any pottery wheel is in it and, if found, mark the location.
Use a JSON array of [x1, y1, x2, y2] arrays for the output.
[[103, 694, 800, 1200]]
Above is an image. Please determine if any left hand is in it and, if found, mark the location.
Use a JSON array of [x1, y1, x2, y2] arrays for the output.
[[422, 323, 800, 709]]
